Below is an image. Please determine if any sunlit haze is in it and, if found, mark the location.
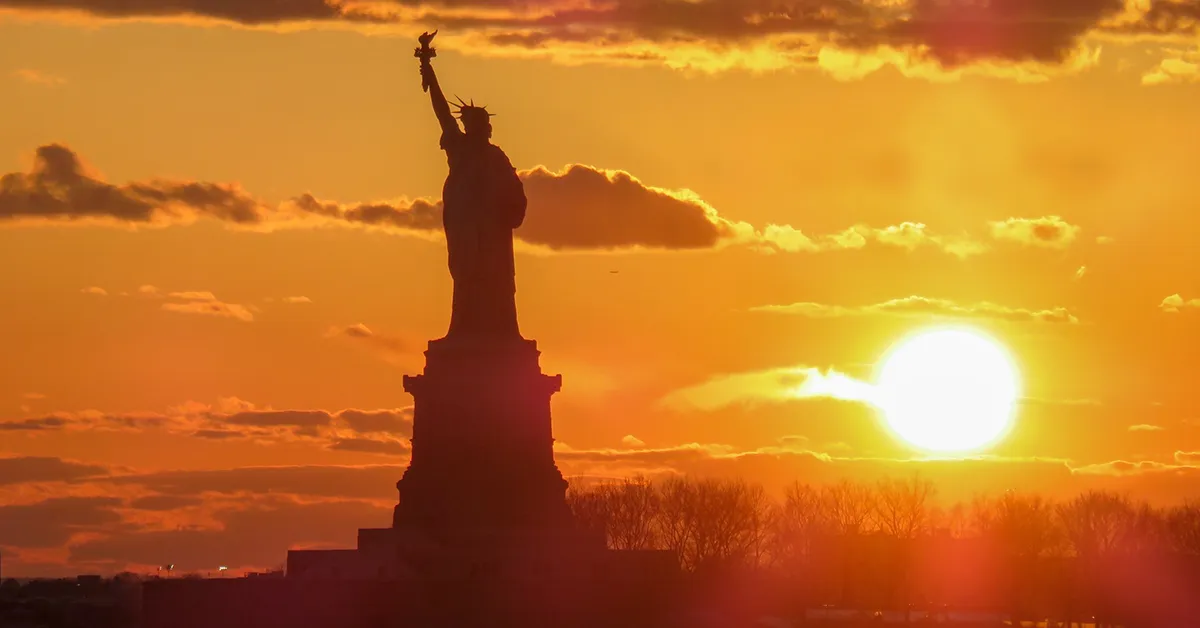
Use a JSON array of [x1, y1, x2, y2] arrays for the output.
[[2, 0, 1200, 585]]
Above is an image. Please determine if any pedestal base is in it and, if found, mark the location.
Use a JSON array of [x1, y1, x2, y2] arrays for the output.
[[393, 336, 573, 543]]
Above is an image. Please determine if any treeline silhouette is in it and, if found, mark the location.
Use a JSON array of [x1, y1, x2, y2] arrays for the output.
[[567, 475, 1200, 627]]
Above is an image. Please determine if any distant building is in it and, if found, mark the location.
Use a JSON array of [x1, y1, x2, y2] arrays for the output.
[[286, 528, 402, 581]]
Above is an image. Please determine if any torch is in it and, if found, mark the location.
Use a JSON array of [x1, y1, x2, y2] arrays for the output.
[[414, 30, 438, 93]]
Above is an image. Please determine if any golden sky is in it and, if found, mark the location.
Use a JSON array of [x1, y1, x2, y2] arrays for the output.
[[2, 0, 1200, 576]]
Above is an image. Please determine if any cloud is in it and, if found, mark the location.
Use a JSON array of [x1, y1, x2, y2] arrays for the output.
[[327, 323, 409, 361], [1160, 294, 1200, 313], [338, 408, 414, 435], [0, 497, 123, 548], [753, 222, 987, 258], [223, 410, 333, 429], [327, 437, 410, 456], [0, 144, 1008, 257], [989, 216, 1081, 249], [554, 439, 1200, 506], [659, 365, 878, 413], [0, 144, 266, 226], [104, 283, 256, 321], [110, 465, 405, 501], [11, 68, 65, 86], [7, 0, 1200, 79], [128, 495, 204, 511], [161, 299, 255, 322], [0, 416, 72, 431], [1129, 424, 1165, 432], [621, 435, 645, 448], [282, 296, 312, 304], [1142, 48, 1200, 85], [0, 0, 383, 26], [0, 401, 413, 450], [1177, 452, 1200, 465], [752, 295, 1080, 324], [1074, 266, 1088, 281], [0, 456, 108, 485], [80, 286, 108, 296], [22, 392, 47, 400]]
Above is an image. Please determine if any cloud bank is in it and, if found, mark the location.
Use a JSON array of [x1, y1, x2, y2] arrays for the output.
[[5, 1, 1200, 78], [2, 144, 1035, 256], [752, 296, 1080, 324]]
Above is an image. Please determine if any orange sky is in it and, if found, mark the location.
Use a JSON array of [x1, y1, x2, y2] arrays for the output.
[[2, 1, 1200, 576]]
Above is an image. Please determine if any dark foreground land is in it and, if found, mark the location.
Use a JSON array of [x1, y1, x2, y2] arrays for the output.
[[0, 572, 1169, 628]]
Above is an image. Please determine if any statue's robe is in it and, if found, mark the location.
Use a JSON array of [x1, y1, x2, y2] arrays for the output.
[[440, 128, 527, 339]]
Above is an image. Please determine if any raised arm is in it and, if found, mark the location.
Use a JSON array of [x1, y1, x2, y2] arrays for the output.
[[420, 60, 459, 138]]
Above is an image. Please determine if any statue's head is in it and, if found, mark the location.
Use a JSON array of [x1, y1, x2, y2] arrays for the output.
[[452, 96, 494, 140]]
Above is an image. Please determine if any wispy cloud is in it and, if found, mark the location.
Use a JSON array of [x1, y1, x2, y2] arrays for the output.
[[1160, 294, 1200, 313], [751, 296, 1079, 324], [1142, 49, 1200, 86], [11, 69, 65, 87], [989, 216, 1081, 249], [660, 366, 879, 413]]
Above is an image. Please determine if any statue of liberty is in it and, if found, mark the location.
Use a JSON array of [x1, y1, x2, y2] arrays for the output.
[[415, 31, 527, 341]]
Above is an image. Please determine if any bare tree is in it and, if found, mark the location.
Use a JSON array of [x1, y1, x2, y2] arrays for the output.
[[1116, 501, 1168, 557], [1057, 491, 1134, 559], [1057, 491, 1138, 628], [656, 476, 772, 571], [603, 476, 661, 551], [975, 492, 1062, 559], [875, 476, 936, 540], [822, 479, 877, 536], [928, 500, 970, 538], [566, 481, 612, 543], [773, 482, 828, 568], [1166, 501, 1200, 555]]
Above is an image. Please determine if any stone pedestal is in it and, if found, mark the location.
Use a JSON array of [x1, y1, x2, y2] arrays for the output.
[[391, 335, 610, 627], [393, 336, 575, 543]]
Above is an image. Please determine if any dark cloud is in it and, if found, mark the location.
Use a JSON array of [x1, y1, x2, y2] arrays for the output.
[[0, 456, 108, 485], [10, 0, 1196, 73], [338, 409, 413, 435], [289, 164, 744, 250], [110, 465, 404, 501], [0, 416, 71, 431], [328, 437, 410, 456], [223, 410, 334, 428], [0, 144, 266, 225], [0, 496, 123, 548], [128, 494, 205, 511], [7, 0, 1200, 78], [517, 165, 733, 250], [0, 403, 412, 448], [2, 145, 963, 255], [192, 429, 242, 439], [0, 0, 377, 25]]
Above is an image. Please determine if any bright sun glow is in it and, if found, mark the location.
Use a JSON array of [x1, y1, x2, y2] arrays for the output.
[[875, 327, 1021, 453]]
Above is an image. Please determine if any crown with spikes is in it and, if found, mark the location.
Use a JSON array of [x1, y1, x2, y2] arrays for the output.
[[451, 95, 495, 122]]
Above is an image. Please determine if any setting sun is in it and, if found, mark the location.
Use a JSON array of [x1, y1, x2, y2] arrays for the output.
[[875, 328, 1021, 453]]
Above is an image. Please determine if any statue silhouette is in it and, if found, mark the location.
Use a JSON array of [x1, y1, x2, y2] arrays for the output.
[[416, 31, 526, 341]]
